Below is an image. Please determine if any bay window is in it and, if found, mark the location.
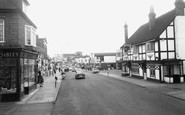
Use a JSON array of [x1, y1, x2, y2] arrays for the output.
[[25, 25, 36, 47], [0, 19, 4, 42]]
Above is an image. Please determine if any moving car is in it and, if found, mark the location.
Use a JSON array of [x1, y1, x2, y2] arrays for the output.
[[72, 67, 76, 72], [92, 68, 99, 74], [75, 70, 85, 79]]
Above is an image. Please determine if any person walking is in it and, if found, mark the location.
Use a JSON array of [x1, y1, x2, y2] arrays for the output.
[[38, 70, 44, 87]]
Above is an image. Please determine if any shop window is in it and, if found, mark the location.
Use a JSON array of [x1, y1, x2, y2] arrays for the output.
[[150, 66, 155, 78], [20, 59, 36, 89], [131, 64, 139, 74], [164, 65, 174, 77], [25, 25, 36, 47], [0, 58, 16, 94]]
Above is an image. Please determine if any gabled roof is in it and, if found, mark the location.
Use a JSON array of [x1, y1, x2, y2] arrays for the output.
[[126, 9, 176, 45]]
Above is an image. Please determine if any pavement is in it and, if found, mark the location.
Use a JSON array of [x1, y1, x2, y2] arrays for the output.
[[0, 70, 62, 115], [1, 69, 185, 114], [99, 70, 185, 101]]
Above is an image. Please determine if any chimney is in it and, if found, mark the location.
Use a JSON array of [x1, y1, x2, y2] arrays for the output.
[[148, 5, 156, 30], [124, 23, 128, 43], [174, 0, 185, 16]]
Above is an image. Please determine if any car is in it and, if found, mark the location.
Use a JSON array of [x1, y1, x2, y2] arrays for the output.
[[92, 68, 99, 74], [72, 67, 76, 72], [75, 70, 85, 79], [69, 67, 73, 71]]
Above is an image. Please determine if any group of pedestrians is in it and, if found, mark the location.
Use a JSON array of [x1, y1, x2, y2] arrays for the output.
[[37, 66, 67, 87]]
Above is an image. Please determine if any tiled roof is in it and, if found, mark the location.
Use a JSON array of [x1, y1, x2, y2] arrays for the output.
[[126, 9, 176, 45]]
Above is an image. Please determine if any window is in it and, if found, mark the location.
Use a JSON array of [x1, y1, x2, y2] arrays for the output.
[[164, 65, 174, 77], [0, 58, 17, 94], [131, 63, 139, 74], [167, 26, 174, 38], [146, 42, 155, 52], [133, 46, 139, 54], [0, 19, 4, 42], [21, 59, 36, 89], [25, 25, 36, 47], [150, 66, 155, 77]]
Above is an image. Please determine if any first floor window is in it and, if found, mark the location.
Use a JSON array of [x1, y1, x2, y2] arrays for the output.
[[0, 19, 4, 42], [25, 25, 31, 45], [25, 25, 36, 47]]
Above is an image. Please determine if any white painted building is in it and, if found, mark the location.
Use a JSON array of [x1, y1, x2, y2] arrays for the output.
[[121, 0, 185, 83]]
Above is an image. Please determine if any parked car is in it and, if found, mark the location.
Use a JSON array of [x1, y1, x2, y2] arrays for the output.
[[75, 70, 85, 79], [92, 68, 99, 74]]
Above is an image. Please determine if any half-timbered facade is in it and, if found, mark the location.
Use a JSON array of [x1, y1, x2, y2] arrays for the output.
[[121, 0, 185, 83]]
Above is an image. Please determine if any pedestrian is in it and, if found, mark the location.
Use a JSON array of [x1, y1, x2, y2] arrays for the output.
[[61, 70, 66, 80], [55, 75, 57, 87], [38, 70, 44, 87]]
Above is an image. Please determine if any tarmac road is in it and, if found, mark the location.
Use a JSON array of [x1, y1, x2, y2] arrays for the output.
[[51, 71, 185, 115]]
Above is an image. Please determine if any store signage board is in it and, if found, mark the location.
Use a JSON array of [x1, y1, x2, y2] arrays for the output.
[[0, 52, 20, 58]]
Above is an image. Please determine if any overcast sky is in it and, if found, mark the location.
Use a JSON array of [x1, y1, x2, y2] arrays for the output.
[[27, 0, 175, 57]]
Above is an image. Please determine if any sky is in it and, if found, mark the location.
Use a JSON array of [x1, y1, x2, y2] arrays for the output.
[[27, 0, 175, 57]]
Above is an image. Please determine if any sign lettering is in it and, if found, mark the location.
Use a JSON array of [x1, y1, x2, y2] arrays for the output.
[[0, 52, 19, 58]]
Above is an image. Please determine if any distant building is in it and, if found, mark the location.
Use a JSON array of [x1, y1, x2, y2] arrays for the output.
[[36, 36, 48, 69], [93, 52, 117, 70], [121, 0, 185, 83]]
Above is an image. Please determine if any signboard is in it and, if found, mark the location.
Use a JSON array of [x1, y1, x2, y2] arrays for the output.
[[0, 52, 20, 58]]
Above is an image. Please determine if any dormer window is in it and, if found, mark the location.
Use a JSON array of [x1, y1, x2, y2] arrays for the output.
[[146, 42, 155, 52]]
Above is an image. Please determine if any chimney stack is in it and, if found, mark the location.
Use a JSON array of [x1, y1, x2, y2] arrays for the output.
[[124, 23, 128, 43], [174, 0, 185, 16], [148, 5, 156, 30]]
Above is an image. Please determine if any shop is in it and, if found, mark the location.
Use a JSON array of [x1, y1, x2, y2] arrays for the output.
[[162, 59, 184, 83], [0, 48, 38, 102]]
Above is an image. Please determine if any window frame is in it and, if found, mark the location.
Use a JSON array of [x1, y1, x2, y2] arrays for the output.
[[146, 42, 155, 53], [25, 25, 36, 47], [0, 19, 5, 43]]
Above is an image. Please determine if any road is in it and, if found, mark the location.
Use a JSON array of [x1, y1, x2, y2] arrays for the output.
[[52, 71, 185, 115]]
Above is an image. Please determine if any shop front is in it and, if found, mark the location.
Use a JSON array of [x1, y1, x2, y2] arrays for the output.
[[0, 48, 38, 102], [121, 61, 130, 76], [162, 59, 184, 83]]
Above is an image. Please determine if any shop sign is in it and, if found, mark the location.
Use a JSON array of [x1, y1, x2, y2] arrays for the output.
[[0, 52, 20, 58]]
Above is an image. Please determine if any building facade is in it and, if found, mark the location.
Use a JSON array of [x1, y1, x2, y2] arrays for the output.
[[0, 0, 38, 101], [93, 52, 117, 70], [121, 0, 185, 83]]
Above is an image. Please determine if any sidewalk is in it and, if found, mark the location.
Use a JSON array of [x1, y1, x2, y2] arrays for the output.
[[1, 71, 62, 115], [99, 70, 185, 101], [17, 74, 62, 104]]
